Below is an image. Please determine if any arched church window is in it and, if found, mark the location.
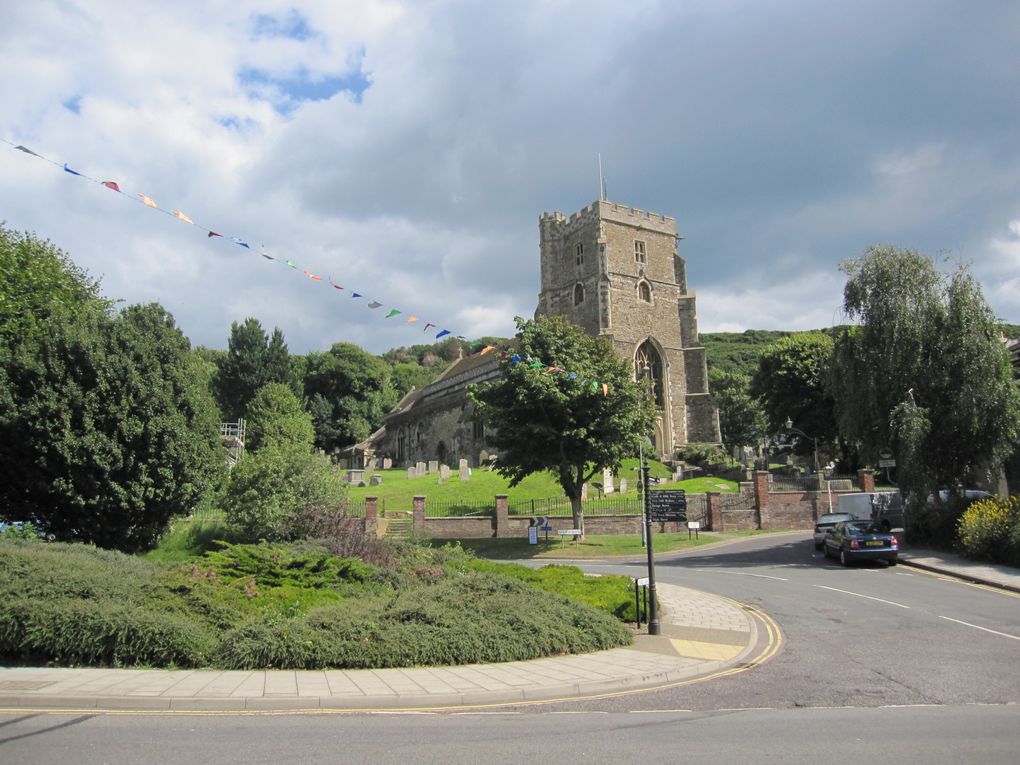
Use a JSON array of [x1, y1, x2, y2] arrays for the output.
[[573, 283, 585, 305], [416, 423, 425, 446], [638, 280, 652, 303], [635, 341, 665, 407]]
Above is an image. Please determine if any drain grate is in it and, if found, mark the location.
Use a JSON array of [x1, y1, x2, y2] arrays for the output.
[[0, 680, 56, 691]]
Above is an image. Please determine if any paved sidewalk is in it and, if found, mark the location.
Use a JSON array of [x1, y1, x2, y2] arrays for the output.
[[0, 582, 763, 712], [898, 546, 1020, 594]]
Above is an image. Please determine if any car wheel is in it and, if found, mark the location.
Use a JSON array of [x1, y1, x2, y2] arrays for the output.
[[821, 543, 829, 559], [888, 559, 897, 567], [814, 542, 823, 551], [840, 549, 850, 567]]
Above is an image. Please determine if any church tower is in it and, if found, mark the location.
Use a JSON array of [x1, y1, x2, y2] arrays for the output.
[[535, 199, 720, 457]]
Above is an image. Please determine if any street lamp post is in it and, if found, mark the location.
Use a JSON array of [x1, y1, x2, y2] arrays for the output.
[[784, 417, 819, 473]]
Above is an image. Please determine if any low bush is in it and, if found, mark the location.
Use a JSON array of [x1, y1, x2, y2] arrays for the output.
[[958, 495, 1020, 566], [0, 538, 633, 669]]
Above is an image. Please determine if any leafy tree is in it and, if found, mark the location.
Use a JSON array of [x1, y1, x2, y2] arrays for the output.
[[833, 245, 1020, 517], [701, 329, 792, 378], [751, 332, 837, 459], [390, 361, 442, 400], [245, 382, 315, 452], [223, 444, 348, 542], [215, 318, 296, 420], [0, 301, 225, 551], [304, 342, 397, 452], [0, 224, 108, 340], [709, 368, 766, 454], [469, 316, 654, 538]]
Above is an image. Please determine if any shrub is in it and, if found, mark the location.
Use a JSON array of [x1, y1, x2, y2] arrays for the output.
[[958, 495, 1020, 565], [676, 442, 728, 467]]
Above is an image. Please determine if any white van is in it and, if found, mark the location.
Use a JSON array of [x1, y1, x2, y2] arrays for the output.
[[837, 492, 904, 531]]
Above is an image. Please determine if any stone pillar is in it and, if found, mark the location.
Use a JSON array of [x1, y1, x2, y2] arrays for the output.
[[494, 494, 509, 538], [753, 471, 769, 530], [364, 496, 379, 538], [858, 470, 875, 493], [412, 495, 426, 536], [706, 491, 722, 532]]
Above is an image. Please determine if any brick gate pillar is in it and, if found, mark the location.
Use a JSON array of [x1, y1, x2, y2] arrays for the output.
[[364, 496, 379, 538], [858, 470, 875, 493], [706, 492, 722, 532], [494, 494, 509, 538], [753, 471, 769, 530], [412, 495, 426, 536]]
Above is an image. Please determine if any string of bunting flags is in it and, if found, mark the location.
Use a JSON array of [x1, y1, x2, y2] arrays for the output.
[[2, 137, 610, 395]]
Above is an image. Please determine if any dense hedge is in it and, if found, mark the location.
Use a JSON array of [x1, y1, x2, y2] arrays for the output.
[[958, 495, 1020, 566], [0, 539, 632, 669]]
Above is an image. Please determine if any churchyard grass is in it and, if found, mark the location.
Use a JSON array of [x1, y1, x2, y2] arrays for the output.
[[433, 531, 736, 559]]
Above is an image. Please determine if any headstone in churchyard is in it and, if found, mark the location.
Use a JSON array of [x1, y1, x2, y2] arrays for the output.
[[581, 482, 588, 501], [428, 460, 439, 474], [459, 461, 470, 481], [407, 466, 416, 480], [620, 478, 627, 494], [440, 464, 451, 480], [346, 469, 365, 485], [382, 458, 392, 470], [370, 475, 383, 486], [416, 462, 425, 478], [603, 467, 615, 494]]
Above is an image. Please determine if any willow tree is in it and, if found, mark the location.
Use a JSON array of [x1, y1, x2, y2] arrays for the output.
[[833, 245, 1020, 516], [469, 316, 654, 538]]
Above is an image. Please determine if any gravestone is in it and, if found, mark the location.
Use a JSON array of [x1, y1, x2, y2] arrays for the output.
[[370, 475, 383, 486], [346, 469, 365, 485], [416, 462, 426, 478], [602, 468, 615, 494], [440, 464, 451, 480], [459, 459, 470, 481], [382, 458, 392, 470], [619, 478, 628, 494], [581, 482, 588, 501], [428, 460, 439, 474], [408, 466, 416, 480]]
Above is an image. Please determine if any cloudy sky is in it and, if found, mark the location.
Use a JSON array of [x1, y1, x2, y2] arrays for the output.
[[2, 0, 1018, 355]]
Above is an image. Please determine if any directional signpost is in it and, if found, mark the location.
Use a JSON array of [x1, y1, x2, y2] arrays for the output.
[[647, 489, 687, 523]]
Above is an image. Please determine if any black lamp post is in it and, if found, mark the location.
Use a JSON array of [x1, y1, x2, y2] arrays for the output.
[[784, 417, 819, 473]]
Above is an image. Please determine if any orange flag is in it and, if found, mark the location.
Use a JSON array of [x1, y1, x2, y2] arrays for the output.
[[173, 211, 194, 224], [139, 194, 158, 208]]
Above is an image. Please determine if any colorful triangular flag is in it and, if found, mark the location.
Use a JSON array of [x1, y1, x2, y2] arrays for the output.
[[368, 301, 382, 309], [405, 315, 419, 324], [424, 322, 436, 332], [63, 163, 82, 177], [102, 181, 120, 192], [139, 194, 158, 208], [14, 145, 40, 157], [173, 210, 194, 224], [328, 277, 343, 290], [231, 237, 250, 249], [384, 309, 401, 318], [208, 231, 223, 238], [435, 330, 451, 339]]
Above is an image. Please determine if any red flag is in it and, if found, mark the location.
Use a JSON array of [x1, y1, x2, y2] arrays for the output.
[[208, 231, 223, 238], [102, 181, 120, 192]]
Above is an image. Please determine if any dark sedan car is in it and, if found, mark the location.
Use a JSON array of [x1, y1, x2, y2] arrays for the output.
[[822, 520, 899, 567]]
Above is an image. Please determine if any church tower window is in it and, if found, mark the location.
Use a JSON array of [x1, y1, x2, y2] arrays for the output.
[[634, 240, 646, 264], [573, 283, 585, 305], [575, 242, 584, 266], [638, 280, 652, 303], [635, 341, 665, 408]]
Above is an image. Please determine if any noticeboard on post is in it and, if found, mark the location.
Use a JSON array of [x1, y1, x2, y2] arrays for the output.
[[647, 489, 687, 522]]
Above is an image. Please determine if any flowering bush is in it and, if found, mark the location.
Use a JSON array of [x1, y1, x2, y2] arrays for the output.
[[957, 495, 1020, 566]]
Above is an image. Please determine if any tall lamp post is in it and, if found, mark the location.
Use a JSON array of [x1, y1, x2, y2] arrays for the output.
[[784, 417, 819, 473], [636, 362, 660, 635]]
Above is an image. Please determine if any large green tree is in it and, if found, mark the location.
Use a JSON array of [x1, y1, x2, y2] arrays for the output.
[[304, 342, 397, 452], [215, 318, 296, 420], [1, 299, 225, 551], [469, 316, 654, 538], [751, 332, 837, 461], [833, 245, 1020, 510], [709, 368, 766, 454], [244, 382, 315, 452]]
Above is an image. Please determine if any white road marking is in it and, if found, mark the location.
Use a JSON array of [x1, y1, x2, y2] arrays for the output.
[[812, 585, 911, 609], [716, 571, 789, 581], [938, 616, 1020, 641]]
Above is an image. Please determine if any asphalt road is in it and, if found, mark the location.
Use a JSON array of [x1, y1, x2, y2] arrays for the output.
[[2, 533, 1018, 763]]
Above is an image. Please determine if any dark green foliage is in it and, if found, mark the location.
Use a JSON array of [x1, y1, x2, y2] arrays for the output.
[[708, 369, 767, 452], [215, 318, 296, 421], [0, 298, 226, 552], [834, 246, 1020, 508], [0, 540, 632, 670], [303, 342, 398, 451], [751, 332, 836, 445], [470, 316, 654, 536], [244, 382, 315, 452], [200, 542, 375, 589], [701, 330, 793, 378]]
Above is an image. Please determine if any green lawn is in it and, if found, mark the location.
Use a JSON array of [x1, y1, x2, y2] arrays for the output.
[[430, 530, 758, 559], [346, 458, 739, 510]]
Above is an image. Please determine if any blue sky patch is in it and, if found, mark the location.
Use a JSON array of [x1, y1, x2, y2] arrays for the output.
[[251, 9, 314, 41], [239, 58, 371, 114], [62, 95, 81, 114]]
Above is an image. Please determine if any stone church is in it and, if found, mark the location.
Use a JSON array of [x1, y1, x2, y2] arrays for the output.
[[353, 198, 720, 468]]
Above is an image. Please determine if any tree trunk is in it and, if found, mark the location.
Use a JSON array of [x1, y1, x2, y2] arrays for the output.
[[571, 494, 585, 541]]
